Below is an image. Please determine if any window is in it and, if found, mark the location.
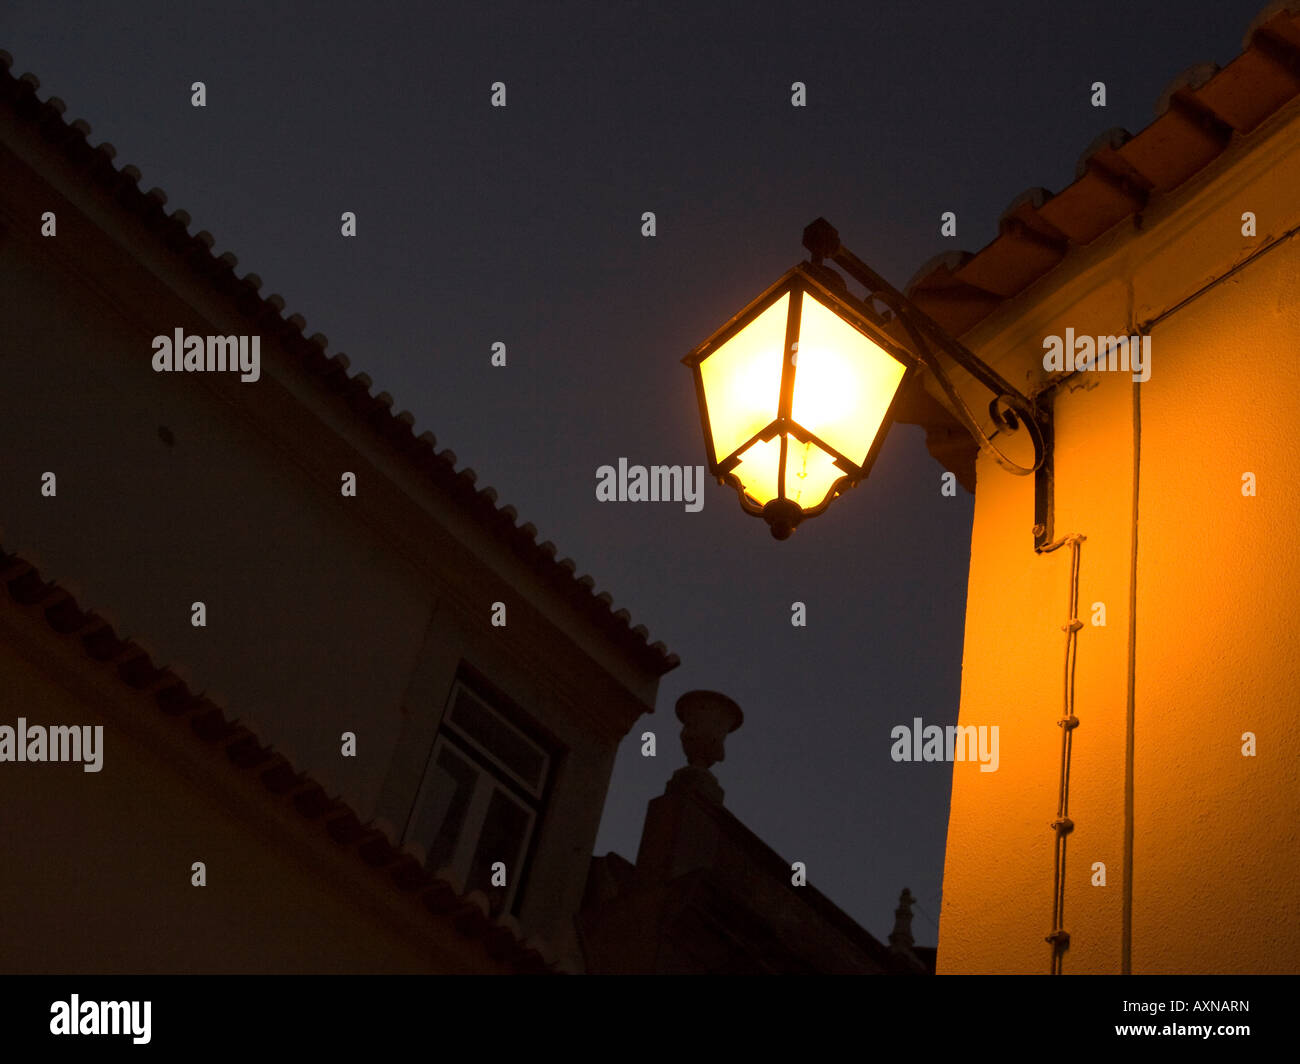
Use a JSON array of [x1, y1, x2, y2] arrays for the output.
[[404, 675, 553, 915]]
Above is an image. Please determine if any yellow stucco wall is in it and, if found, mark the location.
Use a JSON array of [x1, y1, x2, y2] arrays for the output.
[[1131, 231, 1300, 974], [938, 100, 1300, 973]]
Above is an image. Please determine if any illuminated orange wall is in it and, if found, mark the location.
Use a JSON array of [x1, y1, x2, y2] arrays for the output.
[[938, 101, 1300, 973]]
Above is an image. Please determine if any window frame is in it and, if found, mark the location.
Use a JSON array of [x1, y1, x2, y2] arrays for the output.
[[402, 666, 562, 917]]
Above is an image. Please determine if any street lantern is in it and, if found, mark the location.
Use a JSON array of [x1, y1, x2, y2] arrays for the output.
[[684, 264, 916, 539], [684, 218, 1054, 545]]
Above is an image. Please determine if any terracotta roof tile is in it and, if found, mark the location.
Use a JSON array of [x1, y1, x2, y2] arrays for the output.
[[0, 50, 678, 679], [903, 3, 1300, 342]]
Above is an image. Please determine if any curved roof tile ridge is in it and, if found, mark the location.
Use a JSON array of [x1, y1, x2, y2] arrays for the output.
[[902, 2, 1300, 336], [0, 54, 677, 678], [1243, 0, 1300, 47], [0, 541, 564, 973]]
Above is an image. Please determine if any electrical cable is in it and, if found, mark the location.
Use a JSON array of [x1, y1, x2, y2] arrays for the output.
[[1040, 532, 1085, 973]]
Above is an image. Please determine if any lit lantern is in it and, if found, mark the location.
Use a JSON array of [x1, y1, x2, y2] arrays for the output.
[[683, 263, 916, 538]]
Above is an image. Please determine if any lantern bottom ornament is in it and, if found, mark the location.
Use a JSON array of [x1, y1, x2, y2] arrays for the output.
[[761, 498, 804, 540]]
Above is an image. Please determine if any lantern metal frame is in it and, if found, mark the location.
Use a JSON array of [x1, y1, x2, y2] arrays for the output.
[[684, 217, 1056, 549], [683, 261, 920, 538]]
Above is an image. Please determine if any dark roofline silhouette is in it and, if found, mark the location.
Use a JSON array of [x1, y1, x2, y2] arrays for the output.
[[0, 49, 679, 679]]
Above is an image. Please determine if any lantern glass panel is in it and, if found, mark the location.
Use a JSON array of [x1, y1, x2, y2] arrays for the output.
[[733, 435, 845, 511], [791, 291, 907, 465], [699, 293, 789, 462], [732, 437, 782, 506], [782, 436, 844, 510]]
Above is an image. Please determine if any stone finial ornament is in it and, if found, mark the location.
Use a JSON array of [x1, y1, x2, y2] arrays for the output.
[[668, 690, 743, 803]]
